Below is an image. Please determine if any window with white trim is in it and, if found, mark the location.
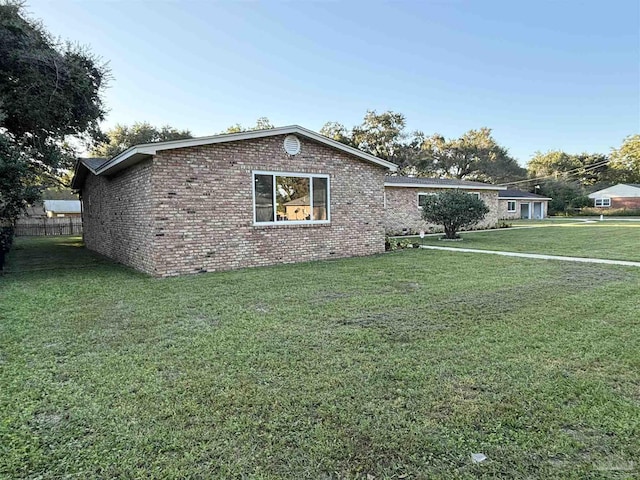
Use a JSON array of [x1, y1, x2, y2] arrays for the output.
[[507, 200, 517, 212], [468, 192, 481, 199], [594, 197, 611, 207], [253, 172, 329, 224], [417, 192, 436, 209]]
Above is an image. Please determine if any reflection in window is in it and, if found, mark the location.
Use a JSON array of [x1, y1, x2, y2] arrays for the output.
[[417, 192, 436, 208], [313, 177, 328, 220], [254, 174, 274, 222], [253, 172, 330, 224], [278, 176, 310, 221]]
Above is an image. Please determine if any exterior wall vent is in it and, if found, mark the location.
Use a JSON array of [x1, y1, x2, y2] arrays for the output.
[[283, 135, 301, 155]]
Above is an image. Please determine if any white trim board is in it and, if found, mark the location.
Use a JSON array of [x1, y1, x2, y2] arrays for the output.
[[500, 196, 552, 201], [385, 183, 505, 191]]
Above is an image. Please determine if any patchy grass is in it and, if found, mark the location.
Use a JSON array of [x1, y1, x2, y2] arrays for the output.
[[1, 237, 639, 479], [420, 222, 640, 262]]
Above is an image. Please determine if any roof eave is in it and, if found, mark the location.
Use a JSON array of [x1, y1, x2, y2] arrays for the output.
[[384, 182, 507, 191], [500, 196, 552, 200]]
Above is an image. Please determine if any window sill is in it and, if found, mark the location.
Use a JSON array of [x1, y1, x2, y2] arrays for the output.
[[253, 221, 331, 229]]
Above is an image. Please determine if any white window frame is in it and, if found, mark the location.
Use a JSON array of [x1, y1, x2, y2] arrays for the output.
[[594, 197, 611, 208], [252, 171, 330, 226], [507, 200, 517, 212], [417, 192, 436, 209], [468, 192, 481, 199]]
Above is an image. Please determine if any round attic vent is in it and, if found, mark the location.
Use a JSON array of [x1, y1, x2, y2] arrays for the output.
[[283, 135, 301, 155]]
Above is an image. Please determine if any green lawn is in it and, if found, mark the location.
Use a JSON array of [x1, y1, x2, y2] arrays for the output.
[[420, 222, 640, 262], [1, 237, 639, 479]]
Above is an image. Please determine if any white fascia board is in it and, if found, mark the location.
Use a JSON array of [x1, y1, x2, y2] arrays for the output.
[[96, 125, 397, 175], [385, 182, 507, 191], [500, 196, 552, 201]]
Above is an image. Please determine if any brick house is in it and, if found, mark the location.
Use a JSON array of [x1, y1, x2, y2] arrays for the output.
[[71, 126, 397, 277], [498, 189, 551, 220], [588, 184, 640, 209], [383, 176, 505, 235]]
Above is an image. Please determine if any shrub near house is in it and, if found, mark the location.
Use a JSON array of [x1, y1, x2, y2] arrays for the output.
[[421, 190, 489, 239]]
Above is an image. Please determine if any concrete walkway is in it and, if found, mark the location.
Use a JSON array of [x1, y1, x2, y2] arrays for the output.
[[419, 245, 640, 267]]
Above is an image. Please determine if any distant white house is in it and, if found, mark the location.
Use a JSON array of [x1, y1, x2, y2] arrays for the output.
[[587, 184, 640, 209], [43, 200, 82, 218]]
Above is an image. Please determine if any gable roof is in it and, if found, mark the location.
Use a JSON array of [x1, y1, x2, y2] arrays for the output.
[[384, 176, 506, 191], [71, 126, 397, 189], [283, 195, 310, 206], [499, 189, 552, 200], [588, 183, 640, 199], [43, 200, 82, 213], [80, 157, 109, 172]]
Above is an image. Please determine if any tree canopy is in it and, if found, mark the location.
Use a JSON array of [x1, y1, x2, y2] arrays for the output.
[[414, 128, 526, 183], [0, 0, 109, 224], [322, 112, 524, 182], [421, 190, 489, 239], [609, 134, 640, 183], [224, 117, 275, 134], [91, 122, 193, 159], [527, 151, 610, 187]]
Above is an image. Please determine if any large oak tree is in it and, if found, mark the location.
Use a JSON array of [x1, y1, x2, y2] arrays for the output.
[[91, 122, 193, 159], [414, 128, 526, 183], [0, 0, 109, 225]]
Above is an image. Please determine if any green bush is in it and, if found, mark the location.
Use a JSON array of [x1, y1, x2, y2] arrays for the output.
[[572, 207, 640, 217], [421, 190, 489, 239], [385, 237, 420, 251], [569, 195, 592, 209], [0, 226, 15, 271]]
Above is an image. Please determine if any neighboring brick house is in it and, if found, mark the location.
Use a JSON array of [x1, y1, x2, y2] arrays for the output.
[[383, 176, 505, 235], [498, 189, 551, 220], [71, 126, 397, 277], [588, 184, 640, 209]]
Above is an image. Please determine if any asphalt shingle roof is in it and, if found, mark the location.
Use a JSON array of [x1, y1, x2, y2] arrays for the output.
[[79, 157, 108, 171], [499, 189, 549, 199]]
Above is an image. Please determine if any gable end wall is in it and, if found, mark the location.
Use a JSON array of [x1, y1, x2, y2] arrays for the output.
[[150, 135, 387, 276]]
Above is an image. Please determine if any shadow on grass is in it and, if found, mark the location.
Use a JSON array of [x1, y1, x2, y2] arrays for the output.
[[2, 236, 116, 274]]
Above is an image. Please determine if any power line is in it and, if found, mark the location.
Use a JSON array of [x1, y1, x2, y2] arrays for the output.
[[498, 158, 611, 187]]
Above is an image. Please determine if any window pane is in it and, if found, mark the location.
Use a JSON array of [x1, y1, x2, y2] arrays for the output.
[[312, 177, 328, 220], [254, 174, 274, 222], [418, 193, 434, 208], [277, 176, 310, 221]]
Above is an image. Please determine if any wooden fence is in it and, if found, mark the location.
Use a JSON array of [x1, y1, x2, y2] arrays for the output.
[[15, 218, 83, 236]]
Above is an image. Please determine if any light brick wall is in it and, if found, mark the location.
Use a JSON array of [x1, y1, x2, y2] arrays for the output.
[[80, 135, 387, 276], [150, 135, 386, 276], [384, 187, 500, 235], [82, 159, 155, 274]]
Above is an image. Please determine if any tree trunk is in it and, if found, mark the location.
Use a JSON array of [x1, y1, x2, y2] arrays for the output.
[[444, 224, 458, 239]]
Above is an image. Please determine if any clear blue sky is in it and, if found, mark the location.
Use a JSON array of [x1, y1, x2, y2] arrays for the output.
[[28, 0, 640, 165]]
